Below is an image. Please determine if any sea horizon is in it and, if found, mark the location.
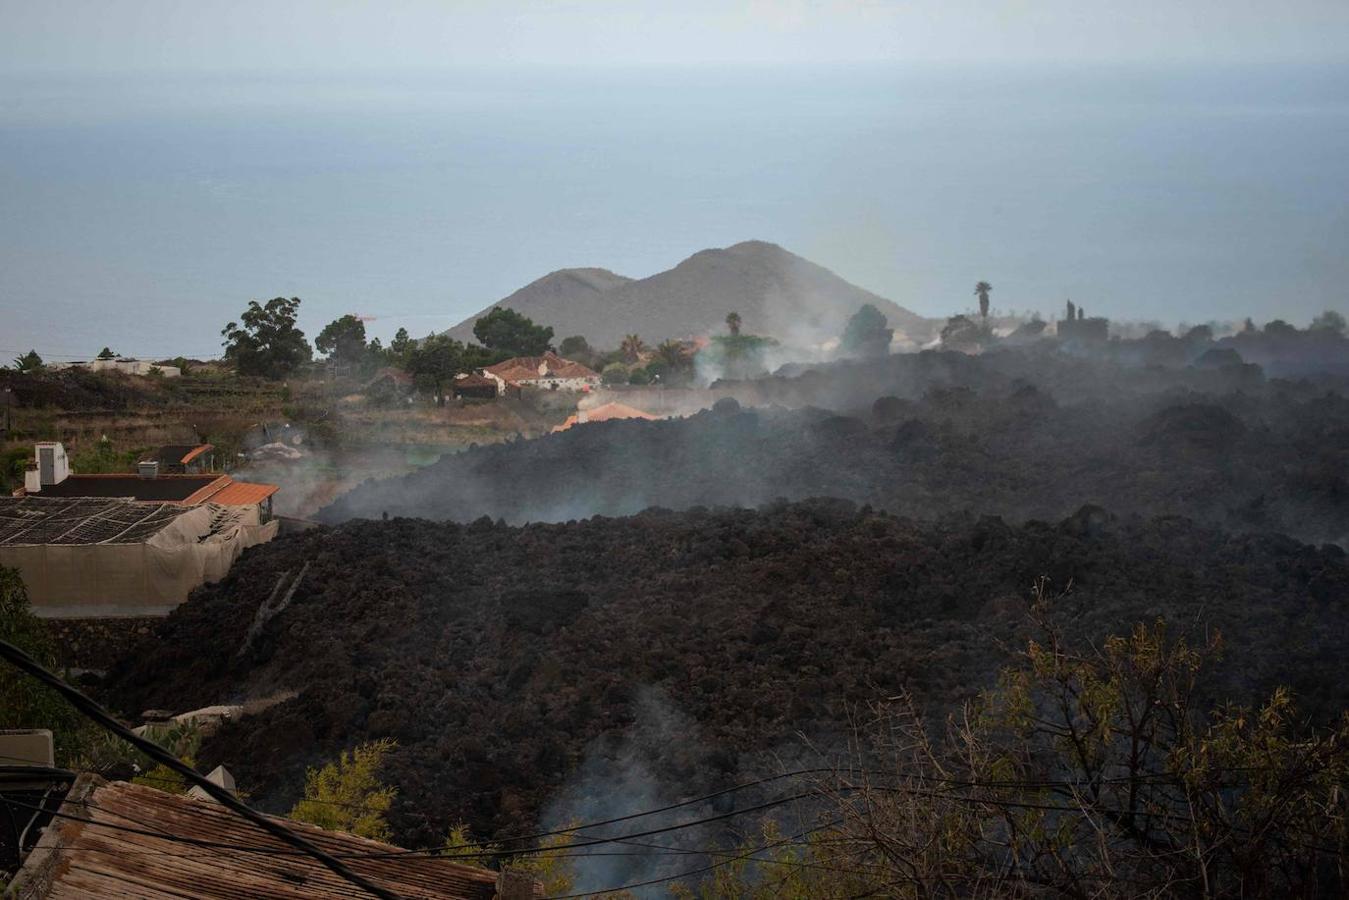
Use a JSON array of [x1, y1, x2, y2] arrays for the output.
[[3, 61, 1347, 360]]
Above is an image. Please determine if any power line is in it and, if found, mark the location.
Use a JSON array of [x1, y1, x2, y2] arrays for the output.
[[0, 638, 400, 900]]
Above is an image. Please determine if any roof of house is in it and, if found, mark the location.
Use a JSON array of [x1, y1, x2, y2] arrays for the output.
[[9, 776, 517, 899], [451, 373, 498, 390], [366, 367, 415, 388], [30, 474, 277, 507], [208, 481, 280, 506], [485, 352, 599, 383], [35, 474, 227, 503], [147, 444, 214, 467], [553, 401, 658, 432], [0, 496, 195, 546]]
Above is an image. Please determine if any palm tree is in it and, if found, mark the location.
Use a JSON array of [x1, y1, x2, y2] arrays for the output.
[[655, 339, 689, 369], [726, 312, 742, 336], [620, 334, 647, 363], [974, 282, 992, 319]]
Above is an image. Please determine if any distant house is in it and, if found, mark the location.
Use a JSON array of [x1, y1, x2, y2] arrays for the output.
[[363, 366, 416, 398], [50, 357, 182, 378], [144, 443, 215, 474], [0, 495, 277, 617], [484, 352, 600, 393], [452, 372, 501, 399], [2, 770, 533, 899], [552, 401, 658, 432], [1056, 302, 1110, 343], [19, 443, 278, 522]]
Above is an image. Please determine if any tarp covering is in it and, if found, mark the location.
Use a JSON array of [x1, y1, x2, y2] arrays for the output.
[[0, 502, 277, 618]]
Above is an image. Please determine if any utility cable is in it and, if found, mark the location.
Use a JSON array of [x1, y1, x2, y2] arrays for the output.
[[0, 638, 400, 900]]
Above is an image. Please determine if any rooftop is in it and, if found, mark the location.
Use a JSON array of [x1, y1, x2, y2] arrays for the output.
[[145, 444, 214, 467], [0, 497, 197, 546], [9, 776, 517, 899], [31, 474, 276, 507], [485, 352, 599, 383], [35, 474, 226, 503]]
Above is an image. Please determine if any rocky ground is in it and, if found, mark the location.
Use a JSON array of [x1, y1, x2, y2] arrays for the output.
[[108, 501, 1349, 848], [320, 348, 1349, 545]]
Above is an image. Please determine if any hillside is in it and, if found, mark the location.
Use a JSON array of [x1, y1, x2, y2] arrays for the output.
[[107, 502, 1349, 854], [444, 240, 934, 348]]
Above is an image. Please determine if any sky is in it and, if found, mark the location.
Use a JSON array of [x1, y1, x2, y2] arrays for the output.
[[4, 0, 1349, 73], [2, 2, 1348, 358]]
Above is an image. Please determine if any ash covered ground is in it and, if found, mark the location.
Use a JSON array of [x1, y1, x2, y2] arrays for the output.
[[320, 347, 1349, 544], [109, 501, 1349, 850]]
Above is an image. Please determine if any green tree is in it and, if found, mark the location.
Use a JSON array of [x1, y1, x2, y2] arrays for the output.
[[620, 334, 647, 363], [558, 335, 591, 360], [628, 367, 651, 385], [473, 307, 554, 357], [1311, 309, 1346, 334], [785, 582, 1349, 899], [315, 314, 368, 370], [96, 347, 117, 360], [12, 350, 44, 373], [406, 335, 502, 405], [0, 568, 83, 745], [704, 332, 778, 381], [601, 362, 629, 385], [444, 822, 582, 896], [725, 311, 742, 337], [974, 281, 992, 319], [840, 304, 893, 358], [221, 297, 312, 379], [389, 327, 414, 365], [288, 738, 397, 841]]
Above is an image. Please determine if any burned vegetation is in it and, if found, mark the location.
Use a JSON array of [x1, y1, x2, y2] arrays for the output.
[[108, 501, 1349, 849]]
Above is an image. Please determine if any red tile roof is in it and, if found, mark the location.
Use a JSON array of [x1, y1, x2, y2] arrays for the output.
[[207, 480, 280, 506], [485, 352, 598, 383]]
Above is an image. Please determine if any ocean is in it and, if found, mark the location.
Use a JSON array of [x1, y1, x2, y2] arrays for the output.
[[2, 63, 1347, 360]]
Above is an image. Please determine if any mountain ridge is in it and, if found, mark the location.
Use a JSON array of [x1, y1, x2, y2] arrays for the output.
[[443, 240, 934, 348]]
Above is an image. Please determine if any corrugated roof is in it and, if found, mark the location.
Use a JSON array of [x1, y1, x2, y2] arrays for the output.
[[11, 776, 522, 900], [0, 497, 193, 546], [208, 480, 279, 506]]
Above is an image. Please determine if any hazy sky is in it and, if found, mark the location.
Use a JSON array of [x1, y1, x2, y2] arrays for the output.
[[4, 0, 1349, 73]]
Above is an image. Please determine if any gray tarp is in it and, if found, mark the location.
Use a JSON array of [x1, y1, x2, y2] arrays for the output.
[[0, 504, 278, 618]]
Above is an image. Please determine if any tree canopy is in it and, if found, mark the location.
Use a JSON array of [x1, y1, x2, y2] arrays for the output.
[[1312, 309, 1346, 334], [406, 335, 503, 402], [840, 304, 893, 358], [472, 307, 554, 357], [558, 335, 590, 359], [96, 347, 117, 360], [388, 327, 414, 365], [221, 297, 312, 379], [289, 738, 397, 841], [974, 280, 992, 318], [315, 314, 368, 369], [12, 350, 43, 373]]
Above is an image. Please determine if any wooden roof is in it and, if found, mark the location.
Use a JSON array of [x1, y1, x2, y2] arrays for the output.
[[10, 776, 525, 899]]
